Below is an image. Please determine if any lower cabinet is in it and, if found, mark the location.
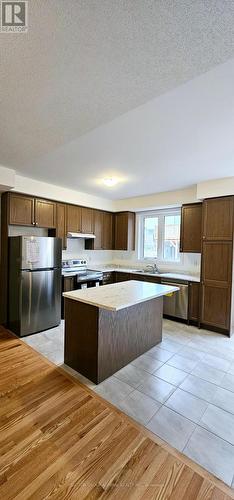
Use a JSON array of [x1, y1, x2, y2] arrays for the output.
[[115, 272, 130, 282], [62, 276, 76, 319], [201, 283, 231, 331], [188, 282, 200, 323], [130, 273, 146, 282], [200, 239, 233, 332], [116, 272, 162, 284]]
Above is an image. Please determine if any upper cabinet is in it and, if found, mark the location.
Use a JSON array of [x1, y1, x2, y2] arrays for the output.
[[34, 199, 56, 228], [92, 210, 103, 249], [114, 212, 135, 251], [202, 196, 234, 241], [81, 207, 94, 234], [66, 204, 81, 233], [9, 193, 34, 226], [103, 211, 113, 250], [85, 210, 113, 250], [8, 193, 56, 228], [56, 203, 67, 250], [180, 203, 202, 253]]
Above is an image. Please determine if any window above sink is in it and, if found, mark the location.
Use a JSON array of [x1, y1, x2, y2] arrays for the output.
[[138, 208, 181, 263]]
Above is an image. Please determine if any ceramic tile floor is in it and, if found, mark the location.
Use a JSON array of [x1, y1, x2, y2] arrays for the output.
[[23, 319, 234, 487]]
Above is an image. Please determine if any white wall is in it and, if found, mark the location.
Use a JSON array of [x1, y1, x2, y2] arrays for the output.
[[197, 177, 234, 200], [113, 186, 198, 212], [1, 163, 233, 211], [62, 238, 113, 265], [0, 165, 15, 191], [14, 175, 113, 211]]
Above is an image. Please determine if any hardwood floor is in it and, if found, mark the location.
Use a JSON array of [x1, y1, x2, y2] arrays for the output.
[[0, 327, 233, 500]]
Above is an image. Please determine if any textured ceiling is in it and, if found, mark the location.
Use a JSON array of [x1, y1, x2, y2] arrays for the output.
[[1, 0, 234, 198]]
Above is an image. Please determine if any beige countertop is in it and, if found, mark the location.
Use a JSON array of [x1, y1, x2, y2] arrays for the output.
[[90, 266, 200, 283], [63, 280, 179, 312]]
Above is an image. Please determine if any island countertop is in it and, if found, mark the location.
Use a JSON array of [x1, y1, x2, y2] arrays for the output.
[[63, 280, 179, 312]]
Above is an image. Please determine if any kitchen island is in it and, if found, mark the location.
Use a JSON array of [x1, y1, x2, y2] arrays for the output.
[[63, 280, 178, 384]]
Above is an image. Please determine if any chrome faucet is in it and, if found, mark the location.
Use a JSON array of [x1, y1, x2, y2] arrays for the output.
[[146, 261, 160, 274]]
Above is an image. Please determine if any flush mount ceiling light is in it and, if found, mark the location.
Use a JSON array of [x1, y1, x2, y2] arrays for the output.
[[103, 177, 119, 187]]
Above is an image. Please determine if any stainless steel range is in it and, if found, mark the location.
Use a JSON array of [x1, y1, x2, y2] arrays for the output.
[[62, 259, 103, 287], [61, 259, 103, 318]]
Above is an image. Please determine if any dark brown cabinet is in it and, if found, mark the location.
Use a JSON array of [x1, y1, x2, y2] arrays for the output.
[[103, 212, 113, 250], [81, 207, 94, 234], [200, 196, 234, 333], [203, 196, 233, 241], [92, 210, 103, 249], [67, 204, 81, 233], [202, 241, 232, 284], [201, 283, 231, 331], [114, 212, 135, 251], [180, 203, 202, 253], [85, 210, 114, 250], [188, 282, 200, 322], [130, 273, 161, 283], [9, 193, 34, 226], [34, 199, 56, 228], [8, 193, 56, 228], [62, 276, 76, 319], [130, 273, 146, 282], [56, 203, 67, 250], [115, 272, 130, 282]]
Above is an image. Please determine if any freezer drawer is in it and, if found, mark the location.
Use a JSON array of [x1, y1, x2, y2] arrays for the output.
[[9, 269, 61, 336], [161, 280, 188, 320]]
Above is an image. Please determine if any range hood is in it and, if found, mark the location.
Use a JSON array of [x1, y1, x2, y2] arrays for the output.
[[67, 232, 96, 239]]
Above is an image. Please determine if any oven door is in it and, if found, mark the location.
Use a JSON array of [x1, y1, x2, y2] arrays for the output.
[[77, 280, 101, 289]]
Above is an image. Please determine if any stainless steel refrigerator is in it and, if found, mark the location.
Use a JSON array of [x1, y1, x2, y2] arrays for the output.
[[8, 236, 62, 337]]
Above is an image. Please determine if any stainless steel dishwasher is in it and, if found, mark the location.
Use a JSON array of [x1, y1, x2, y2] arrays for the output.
[[161, 279, 189, 320]]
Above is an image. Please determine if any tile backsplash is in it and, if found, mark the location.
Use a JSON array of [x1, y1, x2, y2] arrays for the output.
[[63, 238, 201, 276], [6, 230, 200, 276], [62, 238, 113, 264]]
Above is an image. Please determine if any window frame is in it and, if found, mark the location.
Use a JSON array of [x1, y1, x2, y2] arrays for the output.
[[138, 207, 182, 263]]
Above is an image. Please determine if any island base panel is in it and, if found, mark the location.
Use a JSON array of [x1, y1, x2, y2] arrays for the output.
[[98, 298, 163, 382], [64, 297, 163, 384], [64, 299, 99, 382]]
